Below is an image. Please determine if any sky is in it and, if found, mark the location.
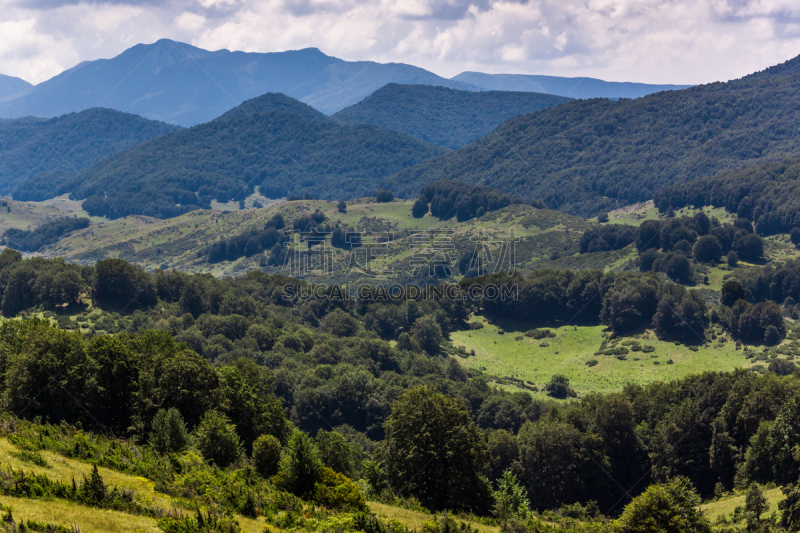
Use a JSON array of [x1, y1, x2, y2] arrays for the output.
[[1, 0, 800, 86]]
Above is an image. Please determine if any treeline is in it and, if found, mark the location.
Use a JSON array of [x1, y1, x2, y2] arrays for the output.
[[2, 217, 90, 252], [412, 180, 529, 221], [654, 156, 800, 236]]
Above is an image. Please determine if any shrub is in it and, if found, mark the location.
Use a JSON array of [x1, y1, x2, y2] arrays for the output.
[[312, 467, 367, 511]]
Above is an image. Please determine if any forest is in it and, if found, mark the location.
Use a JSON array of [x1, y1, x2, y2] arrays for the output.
[[11, 94, 446, 219], [383, 54, 800, 217]]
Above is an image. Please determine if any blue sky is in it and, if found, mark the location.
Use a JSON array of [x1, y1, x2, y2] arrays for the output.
[[1, 0, 799, 85]]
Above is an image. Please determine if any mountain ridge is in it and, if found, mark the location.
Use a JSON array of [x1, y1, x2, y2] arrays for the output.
[[452, 71, 692, 99], [0, 39, 476, 125], [0, 73, 32, 99], [333, 83, 572, 149]]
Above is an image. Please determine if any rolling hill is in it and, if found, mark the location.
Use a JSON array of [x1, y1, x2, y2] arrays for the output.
[[333, 84, 571, 149], [384, 53, 800, 216], [14, 93, 446, 218], [0, 39, 478, 125], [0, 108, 180, 196], [453, 71, 691, 99], [0, 73, 31, 99]]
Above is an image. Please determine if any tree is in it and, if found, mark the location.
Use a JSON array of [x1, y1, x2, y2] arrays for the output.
[[337, 200, 347, 213], [411, 317, 443, 355], [636, 220, 662, 251], [412, 198, 428, 218], [693, 235, 722, 264], [315, 429, 354, 476], [721, 279, 746, 307], [379, 386, 490, 512], [150, 408, 189, 454], [493, 470, 529, 521], [252, 434, 282, 478], [194, 410, 243, 468], [780, 482, 800, 531], [545, 374, 573, 399], [737, 233, 764, 262], [597, 212, 609, 223], [745, 483, 768, 529], [376, 190, 394, 203], [764, 325, 781, 346], [93, 258, 156, 309], [615, 477, 712, 533], [727, 251, 738, 267], [792, 228, 800, 247], [279, 431, 322, 497], [664, 253, 693, 283]]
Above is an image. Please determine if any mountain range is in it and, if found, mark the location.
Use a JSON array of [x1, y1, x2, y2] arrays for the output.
[[333, 84, 572, 149], [0, 108, 180, 195], [453, 72, 691, 100], [13, 93, 445, 218], [0, 39, 691, 127], [384, 54, 800, 216]]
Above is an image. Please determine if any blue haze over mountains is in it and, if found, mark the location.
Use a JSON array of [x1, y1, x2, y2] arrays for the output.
[[0, 39, 692, 127]]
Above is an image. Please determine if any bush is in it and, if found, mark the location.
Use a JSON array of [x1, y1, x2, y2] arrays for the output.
[[312, 467, 367, 511], [194, 410, 243, 468], [252, 434, 282, 478]]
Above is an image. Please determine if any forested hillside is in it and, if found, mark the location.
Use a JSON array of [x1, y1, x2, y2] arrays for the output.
[[655, 157, 800, 236], [0, 108, 180, 196], [13, 94, 446, 218], [334, 84, 571, 149], [385, 54, 800, 216], [0, 251, 797, 531]]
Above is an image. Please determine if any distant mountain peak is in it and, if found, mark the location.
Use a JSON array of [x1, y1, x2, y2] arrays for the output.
[[0, 73, 32, 99]]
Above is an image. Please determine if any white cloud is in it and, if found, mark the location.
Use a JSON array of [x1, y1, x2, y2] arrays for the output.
[[1, 0, 800, 85]]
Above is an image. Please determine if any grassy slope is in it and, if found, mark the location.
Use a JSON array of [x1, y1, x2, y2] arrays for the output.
[[36, 200, 591, 280], [701, 487, 784, 522], [0, 434, 498, 533], [451, 317, 766, 397], [0, 437, 267, 533], [0, 198, 67, 235]]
